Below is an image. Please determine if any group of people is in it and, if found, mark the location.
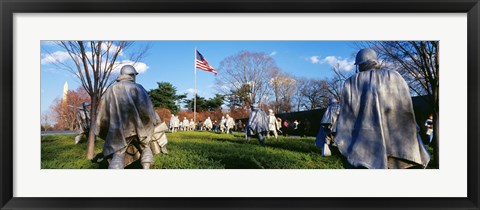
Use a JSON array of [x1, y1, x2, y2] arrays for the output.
[[168, 115, 196, 132], [219, 114, 236, 133], [75, 48, 433, 170], [244, 107, 283, 146], [167, 114, 239, 134]]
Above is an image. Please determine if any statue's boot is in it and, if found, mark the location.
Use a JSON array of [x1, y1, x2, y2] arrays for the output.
[[258, 133, 265, 146], [160, 146, 169, 154], [141, 145, 154, 169], [109, 150, 126, 169]]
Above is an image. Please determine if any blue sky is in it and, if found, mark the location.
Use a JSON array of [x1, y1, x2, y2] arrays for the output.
[[40, 41, 359, 113]]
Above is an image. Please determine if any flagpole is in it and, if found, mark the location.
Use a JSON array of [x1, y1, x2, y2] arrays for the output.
[[194, 48, 197, 124]]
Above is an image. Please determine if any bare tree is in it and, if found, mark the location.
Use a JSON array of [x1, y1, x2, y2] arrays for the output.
[[293, 77, 329, 111], [325, 74, 343, 103], [269, 71, 297, 113], [49, 87, 91, 131], [215, 51, 277, 108], [301, 79, 329, 110], [292, 77, 306, 112], [325, 62, 355, 102], [43, 41, 149, 159], [41, 111, 52, 131], [268, 67, 281, 113], [359, 41, 439, 166]]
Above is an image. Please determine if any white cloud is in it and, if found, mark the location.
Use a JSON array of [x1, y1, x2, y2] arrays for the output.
[[112, 60, 149, 74], [320, 56, 355, 72], [269, 51, 277, 56], [101, 42, 124, 56], [41, 41, 57, 46], [308, 56, 321, 64], [41, 51, 71, 65]]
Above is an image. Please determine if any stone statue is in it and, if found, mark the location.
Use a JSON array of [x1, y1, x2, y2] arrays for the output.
[[74, 102, 90, 144], [225, 114, 235, 134], [95, 65, 165, 169], [245, 104, 269, 146], [267, 109, 279, 139], [204, 117, 213, 131], [182, 117, 189, 131], [315, 98, 340, 156], [189, 119, 195, 131], [335, 48, 430, 169], [170, 114, 179, 133], [220, 116, 227, 133]]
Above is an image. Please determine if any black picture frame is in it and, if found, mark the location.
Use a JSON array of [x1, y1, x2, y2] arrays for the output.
[[1, 0, 479, 209]]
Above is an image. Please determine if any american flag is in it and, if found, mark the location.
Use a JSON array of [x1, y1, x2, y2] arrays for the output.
[[196, 50, 217, 75]]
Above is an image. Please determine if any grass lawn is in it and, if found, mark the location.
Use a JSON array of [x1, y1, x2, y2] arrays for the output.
[[41, 131, 436, 169], [41, 131, 344, 169]]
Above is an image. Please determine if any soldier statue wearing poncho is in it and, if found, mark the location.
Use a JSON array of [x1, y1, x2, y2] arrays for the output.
[[335, 48, 430, 169], [95, 65, 168, 169], [245, 104, 269, 146], [74, 102, 90, 144], [182, 117, 189, 131], [267, 109, 280, 140], [170, 114, 180, 133], [220, 116, 227, 133], [315, 98, 340, 156], [204, 117, 213, 131], [225, 114, 236, 134]]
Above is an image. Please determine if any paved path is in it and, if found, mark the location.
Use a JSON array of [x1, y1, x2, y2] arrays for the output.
[[41, 130, 77, 135]]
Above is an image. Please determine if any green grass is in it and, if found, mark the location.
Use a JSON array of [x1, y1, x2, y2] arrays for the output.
[[41, 131, 437, 169], [41, 134, 103, 169], [41, 131, 343, 169]]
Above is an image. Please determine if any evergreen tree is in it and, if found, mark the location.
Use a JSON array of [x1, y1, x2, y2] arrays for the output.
[[184, 94, 224, 111], [148, 82, 187, 114]]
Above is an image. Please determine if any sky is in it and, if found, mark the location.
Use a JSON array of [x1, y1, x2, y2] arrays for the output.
[[40, 41, 359, 113]]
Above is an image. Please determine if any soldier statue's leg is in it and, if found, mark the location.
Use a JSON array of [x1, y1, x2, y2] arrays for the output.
[[109, 147, 127, 169], [74, 134, 83, 144], [141, 142, 154, 169], [160, 146, 169, 154], [258, 132, 265, 146]]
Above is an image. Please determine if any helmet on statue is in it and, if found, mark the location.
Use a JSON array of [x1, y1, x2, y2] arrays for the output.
[[354, 48, 378, 66], [120, 65, 138, 75]]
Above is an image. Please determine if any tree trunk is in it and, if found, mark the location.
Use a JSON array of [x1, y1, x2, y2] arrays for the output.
[[86, 95, 98, 160]]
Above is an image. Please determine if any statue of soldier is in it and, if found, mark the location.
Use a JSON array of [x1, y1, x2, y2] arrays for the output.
[[204, 117, 213, 131], [315, 98, 340, 156], [335, 49, 430, 169], [74, 102, 90, 144], [95, 65, 163, 169], [170, 114, 180, 133], [220, 116, 227, 133], [182, 117, 189, 131], [189, 118, 196, 131], [225, 114, 235, 134], [267, 109, 279, 139], [245, 104, 269, 146]]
